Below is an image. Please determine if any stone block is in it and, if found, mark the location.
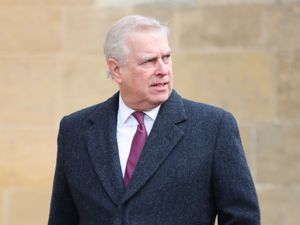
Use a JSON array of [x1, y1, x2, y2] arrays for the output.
[[7, 188, 51, 225], [0, 7, 62, 52], [258, 189, 287, 225], [131, 6, 177, 48], [286, 189, 300, 225], [0, 0, 94, 6], [2, 129, 57, 188], [0, 190, 4, 224], [258, 189, 300, 225], [63, 8, 130, 53], [131, 6, 174, 23], [279, 0, 300, 3], [239, 126, 256, 175], [263, 5, 300, 49], [173, 51, 274, 124], [256, 125, 300, 185], [177, 6, 262, 49], [0, 56, 60, 128], [276, 51, 300, 122], [0, 189, 10, 225], [59, 55, 118, 115], [197, 0, 227, 4], [0, 131, 14, 187], [197, 0, 276, 4], [96, 0, 196, 7]]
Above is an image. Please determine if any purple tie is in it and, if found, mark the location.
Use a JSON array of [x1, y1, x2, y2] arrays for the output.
[[124, 111, 147, 187]]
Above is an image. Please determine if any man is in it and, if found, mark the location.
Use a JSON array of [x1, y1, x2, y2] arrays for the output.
[[48, 15, 260, 225]]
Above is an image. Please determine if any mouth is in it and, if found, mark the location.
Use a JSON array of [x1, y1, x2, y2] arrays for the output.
[[151, 82, 168, 87]]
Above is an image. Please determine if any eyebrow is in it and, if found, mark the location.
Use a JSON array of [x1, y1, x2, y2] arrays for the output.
[[139, 50, 172, 63]]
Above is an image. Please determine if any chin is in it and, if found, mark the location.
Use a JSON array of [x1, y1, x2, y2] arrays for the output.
[[147, 90, 172, 106], [153, 94, 170, 105]]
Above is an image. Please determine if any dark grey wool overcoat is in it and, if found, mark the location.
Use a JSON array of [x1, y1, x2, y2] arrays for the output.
[[48, 90, 260, 225]]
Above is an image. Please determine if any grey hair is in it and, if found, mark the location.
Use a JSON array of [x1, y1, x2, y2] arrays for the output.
[[103, 15, 169, 67]]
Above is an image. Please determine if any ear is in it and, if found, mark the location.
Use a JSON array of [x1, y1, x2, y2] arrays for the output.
[[108, 58, 123, 84]]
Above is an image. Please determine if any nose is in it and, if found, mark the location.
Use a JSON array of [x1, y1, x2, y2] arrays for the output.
[[155, 58, 168, 76]]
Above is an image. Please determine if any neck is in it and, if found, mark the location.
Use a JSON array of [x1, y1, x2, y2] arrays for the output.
[[120, 94, 159, 112]]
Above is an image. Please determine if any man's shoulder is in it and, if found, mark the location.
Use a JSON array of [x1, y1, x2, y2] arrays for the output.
[[61, 92, 119, 125], [64, 103, 102, 121], [182, 97, 225, 117], [169, 90, 235, 124], [180, 97, 239, 132], [170, 90, 224, 114], [58, 103, 103, 132]]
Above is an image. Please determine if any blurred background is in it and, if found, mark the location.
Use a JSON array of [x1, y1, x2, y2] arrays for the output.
[[0, 0, 300, 224]]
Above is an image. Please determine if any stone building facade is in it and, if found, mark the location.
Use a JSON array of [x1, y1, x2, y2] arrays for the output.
[[0, 0, 300, 224]]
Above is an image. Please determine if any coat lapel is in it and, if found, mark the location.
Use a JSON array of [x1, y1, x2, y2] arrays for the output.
[[121, 90, 187, 203], [84, 93, 125, 205]]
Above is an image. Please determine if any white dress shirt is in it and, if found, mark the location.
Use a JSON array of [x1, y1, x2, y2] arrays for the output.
[[117, 95, 160, 177]]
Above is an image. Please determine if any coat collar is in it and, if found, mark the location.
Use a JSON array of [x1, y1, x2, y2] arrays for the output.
[[85, 90, 187, 205], [121, 90, 187, 203], [85, 92, 125, 205]]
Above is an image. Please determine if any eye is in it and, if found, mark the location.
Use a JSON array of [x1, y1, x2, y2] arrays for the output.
[[146, 58, 155, 63], [141, 57, 156, 65], [162, 54, 171, 63]]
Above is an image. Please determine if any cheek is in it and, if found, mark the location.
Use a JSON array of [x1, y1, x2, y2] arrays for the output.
[[168, 62, 173, 73], [134, 70, 153, 84], [123, 66, 155, 88], [123, 75, 148, 94]]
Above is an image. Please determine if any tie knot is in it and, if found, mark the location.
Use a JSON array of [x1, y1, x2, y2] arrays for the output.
[[132, 111, 145, 126]]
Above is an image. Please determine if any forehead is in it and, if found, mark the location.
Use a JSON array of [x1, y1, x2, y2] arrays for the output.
[[126, 30, 170, 54]]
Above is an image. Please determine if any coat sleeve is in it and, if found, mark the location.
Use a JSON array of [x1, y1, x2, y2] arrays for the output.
[[212, 111, 260, 225], [48, 118, 79, 225]]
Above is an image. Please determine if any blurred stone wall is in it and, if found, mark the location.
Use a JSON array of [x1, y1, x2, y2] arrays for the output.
[[0, 0, 300, 225]]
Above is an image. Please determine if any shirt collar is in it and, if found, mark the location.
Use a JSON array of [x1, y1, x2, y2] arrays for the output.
[[118, 94, 161, 125]]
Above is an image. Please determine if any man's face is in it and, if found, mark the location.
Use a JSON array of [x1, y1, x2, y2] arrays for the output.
[[112, 30, 173, 111]]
